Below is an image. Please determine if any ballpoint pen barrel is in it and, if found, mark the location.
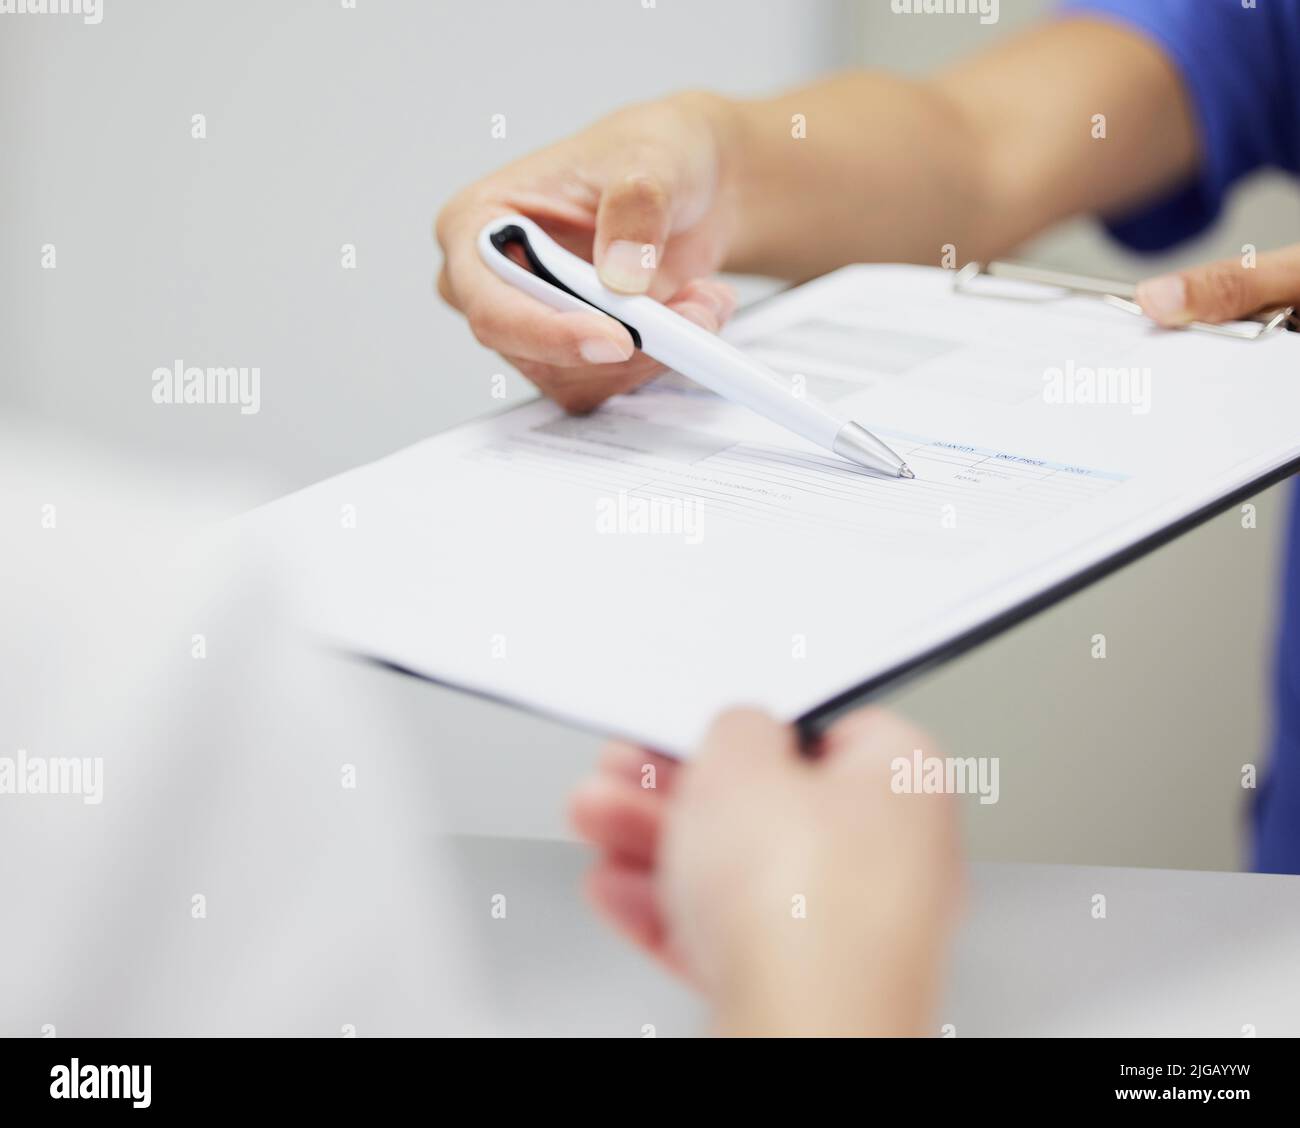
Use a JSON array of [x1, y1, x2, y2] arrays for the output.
[[639, 313, 844, 450]]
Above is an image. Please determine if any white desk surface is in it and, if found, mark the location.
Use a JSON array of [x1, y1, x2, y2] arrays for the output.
[[448, 835, 1300, 1037]]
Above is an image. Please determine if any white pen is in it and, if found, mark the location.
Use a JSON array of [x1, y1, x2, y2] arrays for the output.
[[477, 214, 914, 479]]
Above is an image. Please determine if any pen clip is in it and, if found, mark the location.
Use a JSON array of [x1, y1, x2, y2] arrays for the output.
[[480, 218, 643, 349]]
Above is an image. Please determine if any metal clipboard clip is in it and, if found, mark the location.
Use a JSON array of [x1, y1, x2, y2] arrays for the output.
[[953, 261, 1299, 340]]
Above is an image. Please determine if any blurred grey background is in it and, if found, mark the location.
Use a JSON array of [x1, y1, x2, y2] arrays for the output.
[[4, 0, 1296, 871]]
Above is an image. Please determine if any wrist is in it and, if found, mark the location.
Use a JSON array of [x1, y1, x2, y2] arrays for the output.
[[715, 933, 943, 1037], [708, 882, 947, 1037]]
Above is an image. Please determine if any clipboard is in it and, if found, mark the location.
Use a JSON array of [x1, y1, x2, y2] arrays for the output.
[[795, 261, 1300, 740], [253, 261, 1300, 756]]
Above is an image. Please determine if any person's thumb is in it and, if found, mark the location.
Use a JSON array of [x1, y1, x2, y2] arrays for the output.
[[1136, 247, 1300, 327], [594, 167, 674, 295], [690, 708, 798, 790]]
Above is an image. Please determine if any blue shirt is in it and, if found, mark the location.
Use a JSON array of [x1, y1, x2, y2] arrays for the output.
[[1063, 0, 1300, 872]]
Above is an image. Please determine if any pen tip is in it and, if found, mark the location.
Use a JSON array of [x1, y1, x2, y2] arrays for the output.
[[899, 465, 915, 480]]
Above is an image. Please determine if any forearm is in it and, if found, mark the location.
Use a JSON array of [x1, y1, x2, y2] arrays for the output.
[[708, 18, 1198, 281], [717, 70, 994, 280]]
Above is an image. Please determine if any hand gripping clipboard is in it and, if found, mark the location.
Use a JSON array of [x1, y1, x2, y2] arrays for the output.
[[952, 260, 1300, 339]]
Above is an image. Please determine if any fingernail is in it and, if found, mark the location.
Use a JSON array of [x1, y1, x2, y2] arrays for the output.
[[599, 240, 652, 294], [579, 337, 632, 364], [1136, 274, 1189, 325]]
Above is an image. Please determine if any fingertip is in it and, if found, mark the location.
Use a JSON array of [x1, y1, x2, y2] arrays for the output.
[[823, 707, 932, 778], [698, 706, 797, 769], [567, 775, 615, 843], [709, 704, 779, 732], [686, 278, 739, 320], [715, 281, 739, 320], [598, 240, 656, 295], [598, 739, 646, 773], [463, 273, 636, 367], [596, 741, 662, 785], [578, 337, 636, 365], [1135, 273, 1191, 327], [823, 706, 889, 747], [568, 772, 664, 864], [551, 311, 635, 365], [669, 278, 737, 329]]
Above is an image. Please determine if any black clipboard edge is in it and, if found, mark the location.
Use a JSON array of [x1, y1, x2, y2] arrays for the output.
[[794, 457, 1300, 743]]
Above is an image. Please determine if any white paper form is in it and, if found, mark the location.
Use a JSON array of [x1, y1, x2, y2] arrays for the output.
[[248, 265, 1300, 754]]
